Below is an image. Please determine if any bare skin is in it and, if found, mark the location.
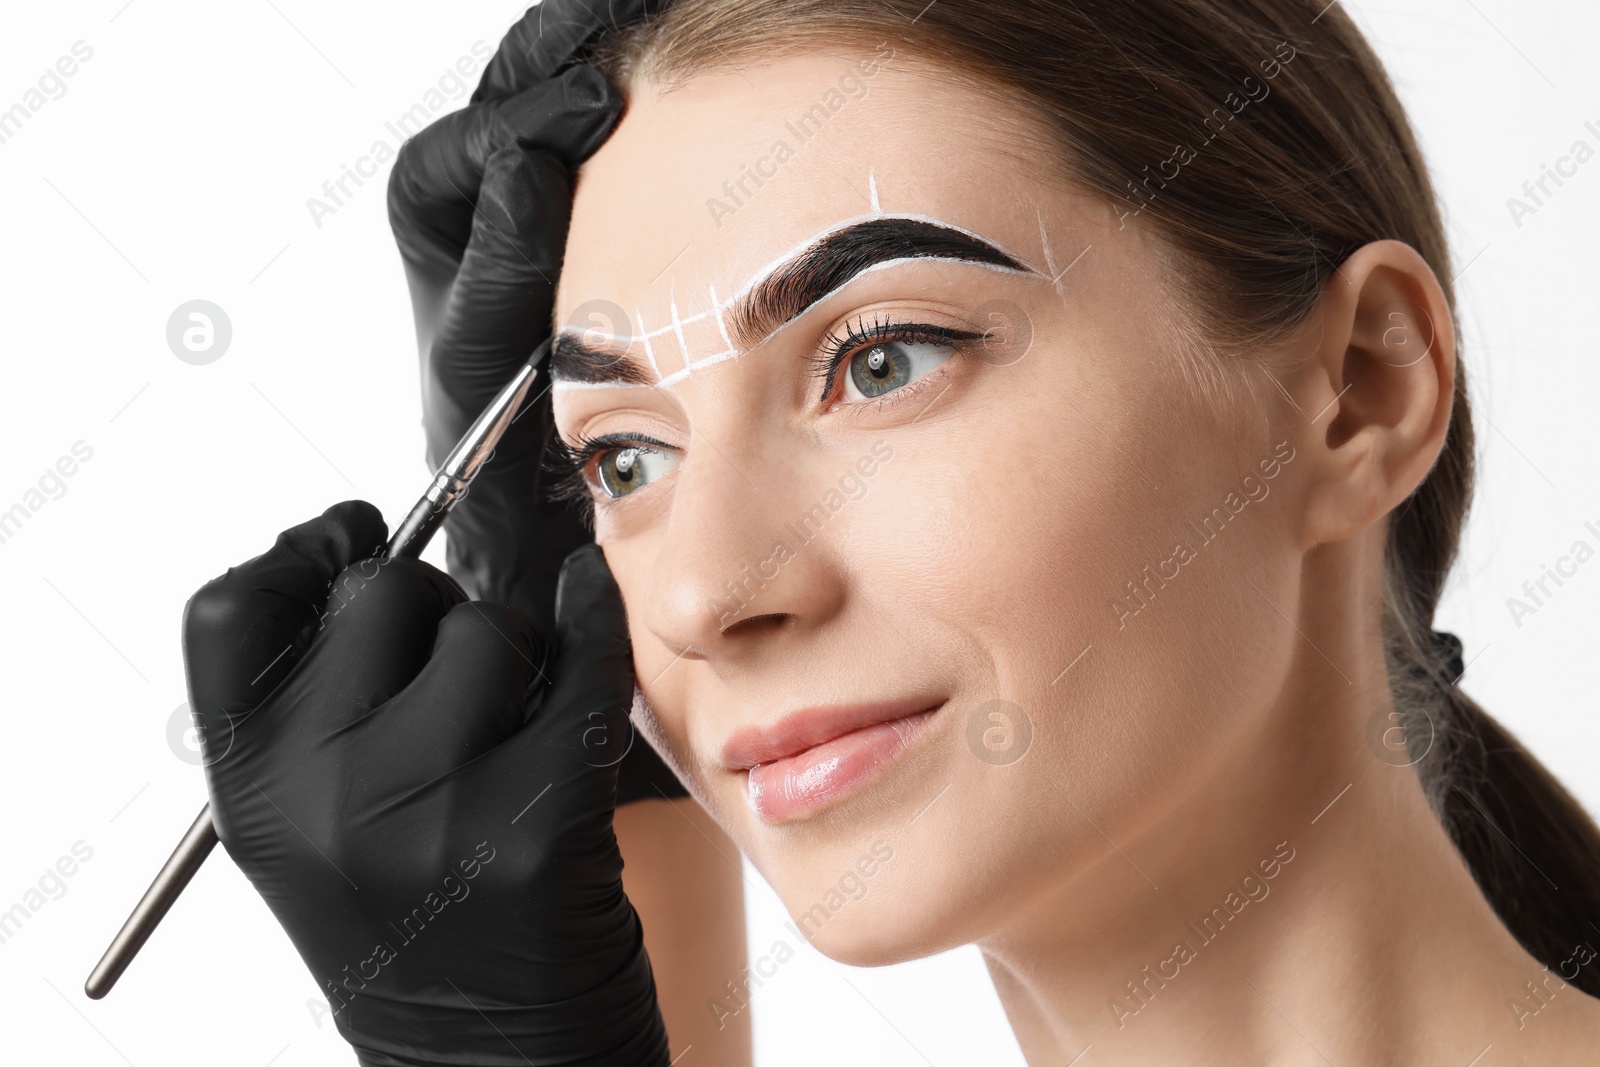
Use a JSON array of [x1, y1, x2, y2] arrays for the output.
[[552, 49, 1600, 1064], [618, 799, 750, 1065]]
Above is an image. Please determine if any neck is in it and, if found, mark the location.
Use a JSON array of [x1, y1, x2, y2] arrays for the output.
[[978, 603, 1588, 1064]]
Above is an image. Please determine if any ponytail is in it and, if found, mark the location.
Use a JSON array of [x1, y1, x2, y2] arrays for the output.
[[1391, 617, 1600, 993]]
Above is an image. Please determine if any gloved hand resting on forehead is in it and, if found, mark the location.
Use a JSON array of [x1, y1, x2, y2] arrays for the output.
[[386, 0, 682, 805], [189, 4, 715, 1064]]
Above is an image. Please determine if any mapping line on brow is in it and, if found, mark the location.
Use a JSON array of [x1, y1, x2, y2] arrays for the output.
[[743, 253, 1033, 355], [869, 167, 882, 214], [566, 212, 1049, 350], [566, 212, 1048, 353], [1038, 208, 1060, 280], [722, 211, 1048, 317], [637, 305, 663, 380], [555, 307, 723, 354], [554, 252, 1035, 393], [622, 279, 746, 388], [553, 212, 1050, 389], [1036, 206, 1091, 301], [554, 311, 707, 346], [668, 281, 697, 374], [548, 336, 739, 391], [656, 349, 738, 389], [709, 279, 735, 349], [551, 380, 650, 391]]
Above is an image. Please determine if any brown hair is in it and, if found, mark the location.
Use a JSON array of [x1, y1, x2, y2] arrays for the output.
[[586, 0, 1600, 988]]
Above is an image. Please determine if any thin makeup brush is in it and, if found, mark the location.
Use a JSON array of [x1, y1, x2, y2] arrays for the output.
[[84, 346, 546, 999]]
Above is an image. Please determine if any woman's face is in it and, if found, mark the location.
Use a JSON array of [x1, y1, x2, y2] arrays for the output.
[[553, 48, 1305, 963]]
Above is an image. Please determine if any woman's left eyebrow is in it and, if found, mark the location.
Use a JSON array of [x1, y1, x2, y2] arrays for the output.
[[550, 216, 1041, 387], [726, 216, 1040, 348]]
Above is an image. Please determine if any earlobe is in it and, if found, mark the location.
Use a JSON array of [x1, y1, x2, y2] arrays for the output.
[[1295, 239, 1457, 545]]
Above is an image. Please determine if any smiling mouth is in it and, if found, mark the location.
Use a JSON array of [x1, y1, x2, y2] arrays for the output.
[[724, 699, 945, 822]]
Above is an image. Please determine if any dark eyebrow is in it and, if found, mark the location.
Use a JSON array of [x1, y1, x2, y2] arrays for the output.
[[548, 217, 1033, 384], [548, 332, 656, 385], [728, 217, 1033, 347]]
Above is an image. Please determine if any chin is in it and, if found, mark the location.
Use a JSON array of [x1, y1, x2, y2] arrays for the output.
[[784, 891, 944, 968], [761, 835, 979, 968]]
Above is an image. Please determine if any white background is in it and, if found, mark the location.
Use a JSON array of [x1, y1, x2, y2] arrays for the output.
[[0, 1, 1595, 1064]]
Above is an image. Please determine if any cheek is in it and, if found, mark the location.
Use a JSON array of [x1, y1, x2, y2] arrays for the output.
[[846, 334, 1296, 830], [838, 338, 1169, 681], [783, 391, 1299, 958]]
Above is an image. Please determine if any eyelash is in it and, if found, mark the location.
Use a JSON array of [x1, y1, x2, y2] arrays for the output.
[[550, 316, 984, 516], [545, 429, 678, 527], [808, 314, 983, 405]]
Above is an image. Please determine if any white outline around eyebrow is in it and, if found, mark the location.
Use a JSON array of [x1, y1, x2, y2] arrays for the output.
[[553, 209, 1048, 392], [668, 282, 692, 369], [554, 250, 1031, 391], [709, 279, 736, 350]]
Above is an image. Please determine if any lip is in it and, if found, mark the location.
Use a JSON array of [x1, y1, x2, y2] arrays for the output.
[[723, 698, 943, 822]]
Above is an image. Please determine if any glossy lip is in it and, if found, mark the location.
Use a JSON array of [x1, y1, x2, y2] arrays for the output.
[[723, 698, 945, 822], [721, 697, 943, 770]]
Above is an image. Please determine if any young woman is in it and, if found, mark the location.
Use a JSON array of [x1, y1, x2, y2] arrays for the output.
[[195, 1, 1600, 1064]]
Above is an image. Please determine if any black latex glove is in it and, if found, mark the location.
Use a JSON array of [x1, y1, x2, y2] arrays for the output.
[[188, 501, 669, 1066], [387, 0, 681, 806]]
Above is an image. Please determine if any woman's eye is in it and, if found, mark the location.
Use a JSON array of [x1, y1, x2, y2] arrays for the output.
[[843, 340, 956, 402], [596, 446, 679, 499]]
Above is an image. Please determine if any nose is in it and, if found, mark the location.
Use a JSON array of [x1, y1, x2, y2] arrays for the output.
[[641, 441, 849, 665]]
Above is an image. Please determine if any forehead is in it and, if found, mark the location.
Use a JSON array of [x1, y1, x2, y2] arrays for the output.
[[558, 50, 1060, 336]]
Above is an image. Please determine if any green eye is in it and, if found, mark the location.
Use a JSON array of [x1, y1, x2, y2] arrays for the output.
[[597, 446, 679, 499], [845, 340, 955, 401]]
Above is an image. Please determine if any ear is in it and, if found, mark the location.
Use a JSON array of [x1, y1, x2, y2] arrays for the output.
[[1292, 239, 1457, 545]]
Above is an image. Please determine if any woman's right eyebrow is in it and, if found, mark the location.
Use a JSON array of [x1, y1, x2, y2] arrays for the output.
[[548, 334, 658, 385], [550, 215, 1038, 386]]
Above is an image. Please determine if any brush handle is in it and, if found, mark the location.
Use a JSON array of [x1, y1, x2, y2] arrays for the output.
[[83, 359, 538, 1000], [84, 806, 218, 999]]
